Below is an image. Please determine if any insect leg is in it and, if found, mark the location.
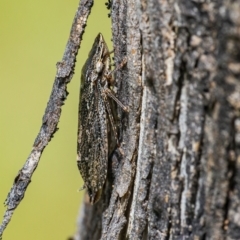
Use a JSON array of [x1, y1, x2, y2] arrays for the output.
[[78, 185, 86, 191], [104, 88, 129, 112], [106, 57, 127, 77], [102, 49, 114, 62]]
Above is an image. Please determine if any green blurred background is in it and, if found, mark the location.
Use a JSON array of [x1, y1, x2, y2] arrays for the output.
[[0, 0, 111, 239]]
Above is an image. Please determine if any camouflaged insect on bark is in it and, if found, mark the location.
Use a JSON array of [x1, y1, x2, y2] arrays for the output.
[[77, 33, 113, 204]]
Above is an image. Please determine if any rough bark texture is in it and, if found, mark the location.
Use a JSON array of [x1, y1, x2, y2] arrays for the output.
[[76, 0, 240, 239]]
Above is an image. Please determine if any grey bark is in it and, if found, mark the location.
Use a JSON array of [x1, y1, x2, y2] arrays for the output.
[[0, 0, 239, 239], [75, 0, 240, 240]]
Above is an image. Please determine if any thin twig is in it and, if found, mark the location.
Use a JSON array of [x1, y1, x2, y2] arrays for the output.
[[0, 0, 94, 238]]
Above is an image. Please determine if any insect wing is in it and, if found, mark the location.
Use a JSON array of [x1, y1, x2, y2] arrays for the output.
[[77, 35, 109, 203], [77, 81, 108, 202]]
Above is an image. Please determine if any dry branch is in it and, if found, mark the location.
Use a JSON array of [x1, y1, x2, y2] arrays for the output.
[[0, 0, 93, 238]]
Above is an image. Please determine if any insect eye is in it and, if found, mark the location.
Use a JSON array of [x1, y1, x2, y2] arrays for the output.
[[96, 61, 103, 73]]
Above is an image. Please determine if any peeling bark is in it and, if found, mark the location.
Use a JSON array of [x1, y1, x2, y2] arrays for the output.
[[1, 0, 238, 239], [76, 0, 240, 239]]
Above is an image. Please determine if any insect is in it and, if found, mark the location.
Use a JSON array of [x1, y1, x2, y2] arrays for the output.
[[77, 33, 128, 204]]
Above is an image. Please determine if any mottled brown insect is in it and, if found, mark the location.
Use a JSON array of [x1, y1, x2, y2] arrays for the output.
[[77, 33, 127, 204]]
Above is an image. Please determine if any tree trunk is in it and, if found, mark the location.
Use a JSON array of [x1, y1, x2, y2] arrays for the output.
[[75, 0, 240, 239]]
